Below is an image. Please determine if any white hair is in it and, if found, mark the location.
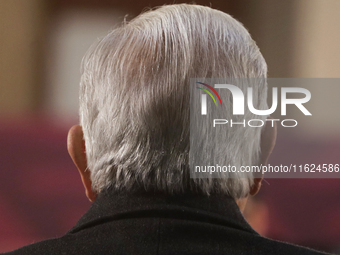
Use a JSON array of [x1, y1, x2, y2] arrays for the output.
[[79, 4, 268, 199]]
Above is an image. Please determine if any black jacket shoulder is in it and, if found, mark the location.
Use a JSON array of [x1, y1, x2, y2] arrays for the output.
[[2, 189, 332, 255]]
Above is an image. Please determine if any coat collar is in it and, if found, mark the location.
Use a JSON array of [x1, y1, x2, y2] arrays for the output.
[[68, 187, 258, 236]]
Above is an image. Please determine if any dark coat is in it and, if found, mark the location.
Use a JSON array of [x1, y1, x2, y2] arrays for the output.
[[2, 188, 331, 255]]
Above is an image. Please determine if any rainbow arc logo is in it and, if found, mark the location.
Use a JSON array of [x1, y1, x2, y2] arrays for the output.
[[196, 82, 222, 106], [196, 82, 222, 115]]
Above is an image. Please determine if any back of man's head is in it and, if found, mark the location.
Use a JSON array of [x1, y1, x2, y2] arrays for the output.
[[79, 4, 268, 200]]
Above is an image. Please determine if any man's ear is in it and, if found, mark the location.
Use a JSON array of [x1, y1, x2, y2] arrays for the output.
[[67, 125, 97, 202], [249, 117, 277, 196]]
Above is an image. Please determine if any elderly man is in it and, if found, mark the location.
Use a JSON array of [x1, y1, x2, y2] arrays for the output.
[[4, 4, 330, 255]]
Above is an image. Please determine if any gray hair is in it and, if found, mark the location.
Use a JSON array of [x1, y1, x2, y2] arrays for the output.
[[79, 4, 268, 199]]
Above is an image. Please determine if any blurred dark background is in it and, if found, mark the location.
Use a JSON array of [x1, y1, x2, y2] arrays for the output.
[[1, 0, 340, 253]]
